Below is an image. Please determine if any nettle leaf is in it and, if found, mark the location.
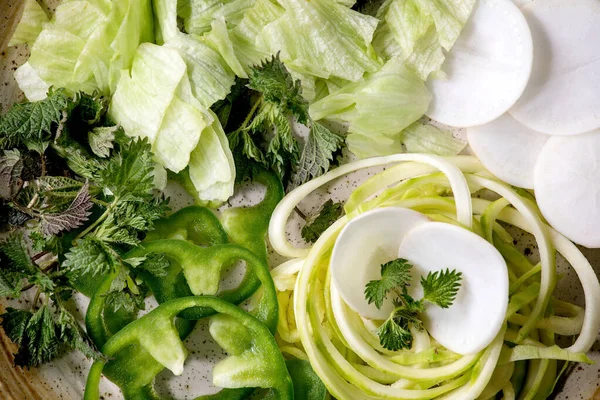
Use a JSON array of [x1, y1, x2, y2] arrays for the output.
[[267, 108, 298, 180], [36, 176, 82, 194], [55, 306, 105, 361], [13, 305, 60, 367], [0, 149, 24, 199], [36, 176, 97, 204], [52, 140, 108, 180], [73, 92, 109, 125], [135, 253, 170, 278], [102, 137, 155, 199], [88, 126, 117, 158], [301, 199, 344, 244], [94, 197, 169, 245], [0, 269, 24, 298], [248, 55, 309, 123], [0, 308, 33, 347], [291, 122, 344, 188], [104, 268, 146, 313], [40, 182, 93, 237], [63, 237, 116, 278], [0, 88, 70, 148], [0, 232, 37, 276]]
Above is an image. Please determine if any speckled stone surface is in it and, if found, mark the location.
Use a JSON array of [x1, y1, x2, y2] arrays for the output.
[[1, 1, 599, 399]]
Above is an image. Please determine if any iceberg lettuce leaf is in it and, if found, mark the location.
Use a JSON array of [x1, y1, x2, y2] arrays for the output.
[[14, 62, 51, 102], [109, 43, 231, 204], [154, 0, 237, 107], [166, 34, 236, 108], [108, 43, 187, 144], [179, 0, 254, 36], [228, 0, 284, 70], [19, 0, 154, 97], [256, 0, 381, 82], [401, 123, 466, 156], [201, 17, 248, 78], [188, 111, 236, 206], [347, 132, 403, 159], [310, 60, 431, 137], [8, 0, 49, 46], [373, 0, 476, 80]]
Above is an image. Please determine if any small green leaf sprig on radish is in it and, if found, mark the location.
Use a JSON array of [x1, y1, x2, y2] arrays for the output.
[[364, 258, 462, 351]]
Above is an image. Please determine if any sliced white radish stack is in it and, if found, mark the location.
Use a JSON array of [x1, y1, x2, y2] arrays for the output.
[[425, 0, 533, 127], [330, 207, 430, 320], [467, 113, 549, 189], [534, 130, 600, 248], [510, 0, 600, 136], [397, 222, 509, 355]]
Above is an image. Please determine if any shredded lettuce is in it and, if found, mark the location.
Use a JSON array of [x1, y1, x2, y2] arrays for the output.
[[109, 43, 234, 204], [188, 110, 236, 206], [201, 18, 248, 78], [178, 0, 253, 36], [13, 62, 50, 102], [401, 123, 466, 156], [154, 0, 237, 107], [346, 132, 403, 159], [109, 43, 207, 173], [14, 0, 154, 97], [310, 60, 434, 158], [256, 0, 381, 82], [373, 0, 476, 80], [8, 0, 49, 46], [228, 0, 285, 71]]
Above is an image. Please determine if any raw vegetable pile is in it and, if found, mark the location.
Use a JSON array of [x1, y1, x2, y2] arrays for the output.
[[1, 0, 600, 399], [268, 155, 600, 399]]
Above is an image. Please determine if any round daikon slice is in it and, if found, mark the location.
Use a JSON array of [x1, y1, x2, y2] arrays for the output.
[[426, 0, 533, 127], [467, 113, 549, 189], [510, 0, 600, 136], [398, 222, 509, 355], [330, 207, 430, 320], [534, 130, 600, 248]]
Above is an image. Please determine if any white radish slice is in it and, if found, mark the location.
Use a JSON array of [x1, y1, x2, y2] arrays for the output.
[[512, 0, 532, 8], [534, 130, 600, 248], [467, 113, 549, 189], [330, 207, 430, 320], [397, 222, 509, 355], [510, 0, 600, 136], [426, 0, 533, 128]]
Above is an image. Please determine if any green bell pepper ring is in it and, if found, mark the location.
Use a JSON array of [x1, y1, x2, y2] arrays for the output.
[[86, 240, 278, 346], [84, 296, 293, 400], [285, 359, 328, 400], [144, 206, 229, 245], [85, 241, 280, 399], [128, 240, 278, 331], [220, 168, 284, 263]]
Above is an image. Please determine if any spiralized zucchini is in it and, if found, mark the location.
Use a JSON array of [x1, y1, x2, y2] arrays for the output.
[[268, 155, 600, 400]]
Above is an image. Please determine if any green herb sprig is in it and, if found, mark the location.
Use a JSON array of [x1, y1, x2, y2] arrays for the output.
[[212, 55, 344, 190], [364, 258, 462, 351], [0, 90, 169, 366]]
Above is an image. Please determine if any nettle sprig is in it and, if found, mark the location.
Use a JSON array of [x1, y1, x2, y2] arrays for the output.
[[0, 89, 169, 367], [213, 55, 344, 189], [364, 258, 462, 351]]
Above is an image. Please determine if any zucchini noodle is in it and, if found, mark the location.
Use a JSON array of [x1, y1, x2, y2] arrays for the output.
[[268, 155, 600, 400]]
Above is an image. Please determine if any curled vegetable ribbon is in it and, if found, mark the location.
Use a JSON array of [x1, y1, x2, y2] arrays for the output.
[[268, 154, 600, 400]]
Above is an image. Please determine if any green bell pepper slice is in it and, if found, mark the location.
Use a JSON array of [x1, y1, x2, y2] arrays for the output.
[[145, 206, 229, 245], [84, 296, 293, 400], [129, 240, 278, 330], [220, 168, 284, 263]]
